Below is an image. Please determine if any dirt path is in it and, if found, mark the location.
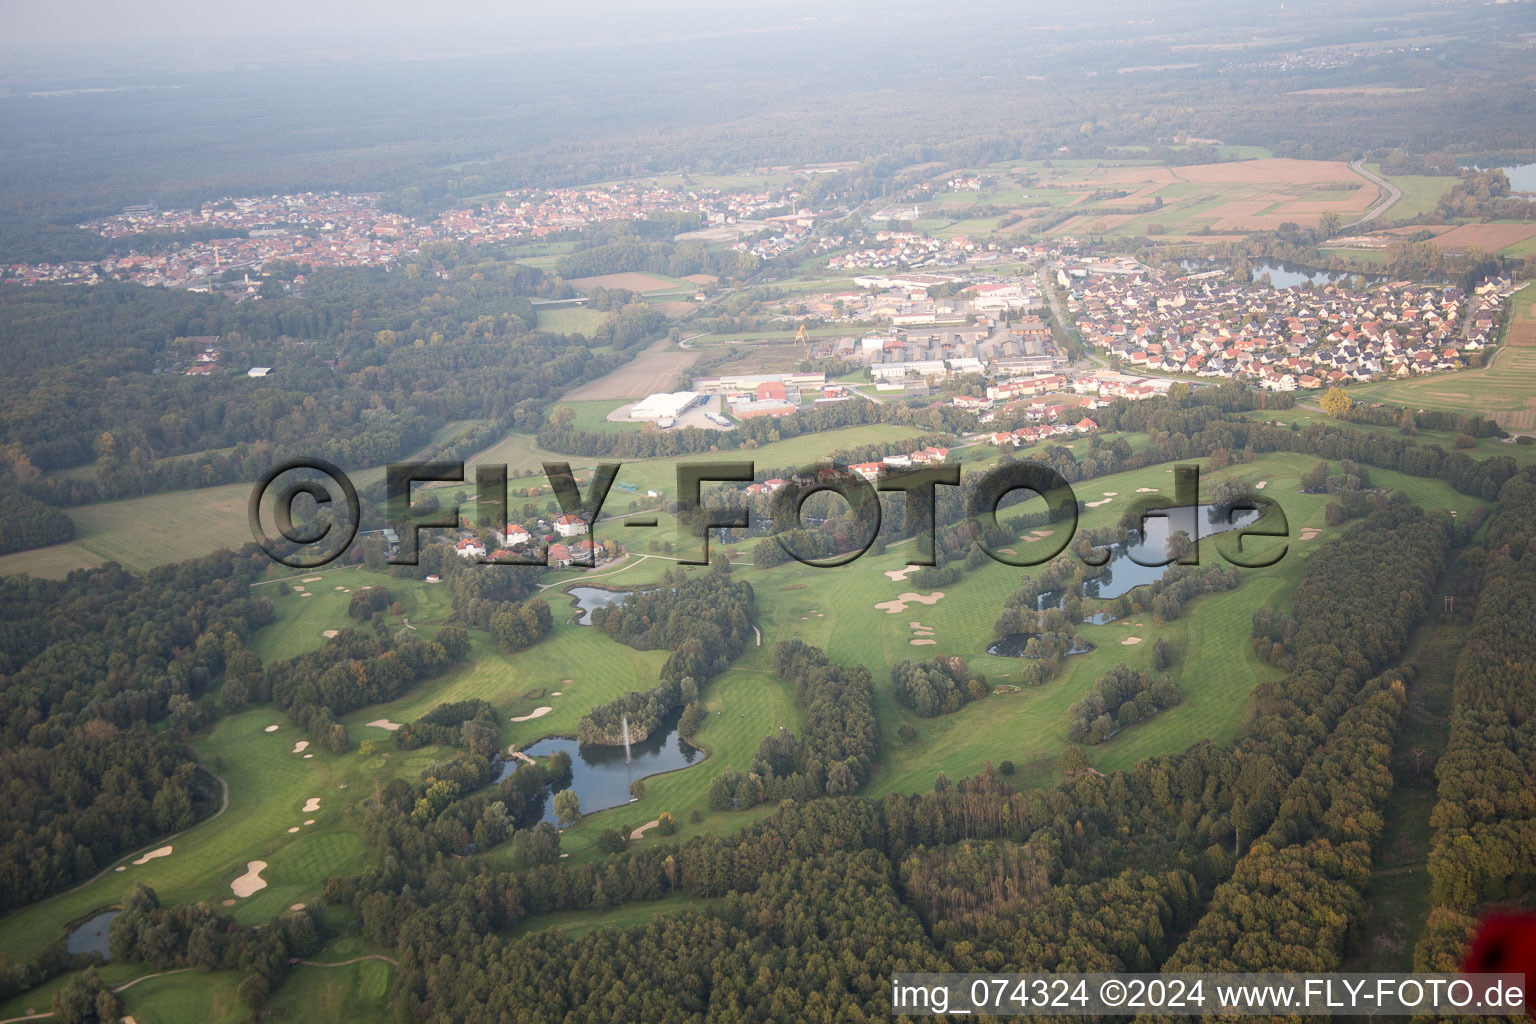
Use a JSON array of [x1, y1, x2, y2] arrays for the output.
[[296, 954, 400, 969]]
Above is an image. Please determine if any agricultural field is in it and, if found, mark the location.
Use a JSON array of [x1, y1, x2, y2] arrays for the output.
[[568, 272, 692, 294], [923, 157, 1385, 240], [560, 339, 697, 400]]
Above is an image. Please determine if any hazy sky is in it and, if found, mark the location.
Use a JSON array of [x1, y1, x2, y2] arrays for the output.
[[0, 0, 899, 75]]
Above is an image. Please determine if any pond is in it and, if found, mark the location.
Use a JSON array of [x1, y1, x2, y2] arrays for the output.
[[1466, 162, 1536, 193], [499, 715, 704, 827], [566, 586, 632, 625], [1038, 502, 1263, 608], [66, 909, 118, 960], [986, 633, 1096, 658], [1179, 258, 1386, 289]]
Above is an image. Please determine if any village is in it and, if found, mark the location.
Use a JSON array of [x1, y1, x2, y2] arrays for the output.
[[1056, 258, 1518, 390], [0, 179, 825, 289]]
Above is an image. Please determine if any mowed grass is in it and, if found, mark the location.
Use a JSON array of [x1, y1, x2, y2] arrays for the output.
[[0, 709, 443, 961], [1351, 343, 1536, 432], [557, 398, 641, 433], [1361, 164, 1458, 221], [536, 305, 612, 336], [106, 943, 395, 1024]]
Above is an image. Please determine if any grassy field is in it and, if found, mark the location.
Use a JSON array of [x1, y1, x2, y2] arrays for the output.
[[535, 305, 612, 336], [0, 421, 498, 580], [557, 399, 642, 434], [1363, 165, 1458, 221], [1350, 287, 1536, 430]]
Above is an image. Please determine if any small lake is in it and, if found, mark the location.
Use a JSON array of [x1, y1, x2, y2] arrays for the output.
[[1467, 162, 1536, 193], [1038, 503, 1262, 608], [499, 717, 703, 826], [1180, 258, 1386, 289], [66, 909, 118, 960], [987, 633, 1095, 658], [566, 586, 631, 625]]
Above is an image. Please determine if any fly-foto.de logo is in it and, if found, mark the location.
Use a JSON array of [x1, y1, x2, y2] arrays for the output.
[[248, 459, 1292, 571]]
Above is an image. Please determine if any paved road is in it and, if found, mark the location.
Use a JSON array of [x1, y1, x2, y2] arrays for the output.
[[1343, 160, 1403, 230]]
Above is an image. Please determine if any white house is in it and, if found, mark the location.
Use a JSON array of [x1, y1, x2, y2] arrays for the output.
[[553, 513, 589, 538]]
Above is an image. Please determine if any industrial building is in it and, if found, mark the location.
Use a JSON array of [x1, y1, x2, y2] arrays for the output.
[[628, 391, 701, 426]]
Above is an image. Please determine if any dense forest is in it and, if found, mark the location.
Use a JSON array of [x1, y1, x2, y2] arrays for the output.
[[1414, 474, 1536, 971], [0, 249, 653, 509]]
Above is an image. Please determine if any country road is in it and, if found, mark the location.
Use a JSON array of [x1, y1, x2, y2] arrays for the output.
[[1343, 160, 1402, 229]]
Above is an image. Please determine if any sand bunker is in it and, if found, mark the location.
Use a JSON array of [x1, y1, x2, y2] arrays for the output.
[[551, 691, 563, 697], [334, 586, 346, 591], [1255, 480, 1269, 489], [290, 903, 306, 911], [365, 719, 402, 731], [264, 725, 280, 733], [287, 827, 300, 834], [629, 818, 662, 839], [874, 591, 946, 614], [883, 565, 923, 582], [303, 797, 320, 813], [115, 866, 125, 872], [1086, 498, 1113, 508], [292, 741, 309, 754], [997, 547, 1017, 555], [1121, 636, 1143, 645], [221, 899, 236, 907], [1299, 528, 1320, 541], [303, 754, 313, 759], [510, 706, 553, 722], [911, 639, 937, 645], [132, 845, 174, 866], [300, 593, 312, 598], [1136, 487, 1158, 493], [303, 576, 322, 582], [1103, 491, 1118, 496], [1032, 530, 1052, 538], [304, 819, 315, 825], [321, 630, 339, 639], [231, 861, 268, 898]]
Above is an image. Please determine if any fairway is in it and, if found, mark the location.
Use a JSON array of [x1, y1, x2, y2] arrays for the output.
[[0, 709, 444, 961]]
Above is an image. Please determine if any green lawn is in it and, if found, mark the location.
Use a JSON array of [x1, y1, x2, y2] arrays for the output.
[[555, 399, 642, 434], [536, 306, 612, 336], [1364, 165, 1458, 221]]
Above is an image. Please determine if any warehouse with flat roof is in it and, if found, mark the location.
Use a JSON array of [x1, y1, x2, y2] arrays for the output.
[[628, 391, 701, 423]]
